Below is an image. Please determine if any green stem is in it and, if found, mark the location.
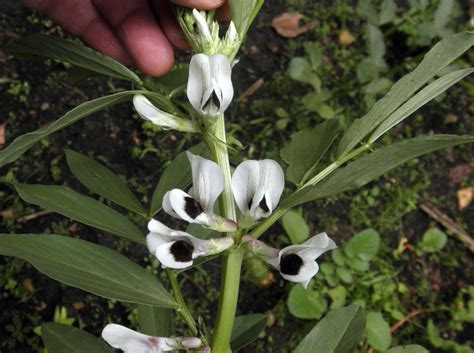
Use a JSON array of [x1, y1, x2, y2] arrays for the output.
[[166, 270, 208, 344], [204, 113, 241, 353]]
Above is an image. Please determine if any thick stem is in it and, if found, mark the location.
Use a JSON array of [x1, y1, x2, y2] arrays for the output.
[[205, 113, 241, 353]]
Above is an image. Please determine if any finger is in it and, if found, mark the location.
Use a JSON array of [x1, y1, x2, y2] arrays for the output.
[[169, 0, 225, 10], [152, 0, 190, 50], [216, 1, 230, 21], [21, 0, 133, 65], [92, 0, 174, 76]]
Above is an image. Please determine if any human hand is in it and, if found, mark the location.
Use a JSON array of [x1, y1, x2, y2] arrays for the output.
[[21, 0, 228, 76]]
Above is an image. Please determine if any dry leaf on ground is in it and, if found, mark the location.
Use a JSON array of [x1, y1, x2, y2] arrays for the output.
[[339, 30, 356, 45], [457, 187, 473, 210], [271, 12, 316, 38]]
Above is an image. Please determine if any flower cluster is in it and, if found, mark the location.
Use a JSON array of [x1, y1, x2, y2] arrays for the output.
[[103, 8, 336, 352]]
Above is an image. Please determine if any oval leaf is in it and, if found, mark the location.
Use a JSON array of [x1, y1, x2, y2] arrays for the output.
[[13, 183, 144, 244], [295, 305, 366, 353], [42, 323, 113, 353], [387, 345, 429, 353], [366, 311, 392, 351], [288, 285, 327, 320], [7, 34, 142, 84], [230, 314, 267, 351], [344, 228, 380, 261], [281, 209, 310, 244], [0, 234, 176, 307], [65, 150, 145, 215]]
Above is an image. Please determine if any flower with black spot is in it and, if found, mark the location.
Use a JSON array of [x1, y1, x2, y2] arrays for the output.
[[243, 233, 336, 288], [163, 151, 236, 232], [187, 53, 233, 116], [231, 159, 284, 225], [102, 324, 203, 353], [147, 219, 234, 269]]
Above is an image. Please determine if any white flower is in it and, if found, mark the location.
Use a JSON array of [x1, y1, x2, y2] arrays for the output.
[[133, 95, 197, 133], [163, 152, 236, 232], [231, 160, 285, 222], [187, 53, 234, 116], [147, 219, 234, 269], [102, 324, 202, 353], [244, 233, 337, 289]]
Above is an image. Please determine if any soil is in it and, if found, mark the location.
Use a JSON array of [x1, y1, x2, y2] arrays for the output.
[[0, 1, 473, 352]]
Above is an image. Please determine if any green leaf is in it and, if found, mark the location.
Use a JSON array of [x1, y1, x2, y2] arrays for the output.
[[337, 32, 474, 156], [280, 119, 341, 185], [344, 229, 380, 261], [65, 150, 145, 216], [294, 305, 366, 353], [13, 183, 144, 244], [367, 24, 386, 69], [331, 248, 346, 266], [228, 0, 264, 37], [370, 68, 474, 142], [347, 257, 370, 272], [7, 34, 141, 84], [281, 209, 310, 244], [150, 143, 207, 216], [420, 228, 448, 253], [0, 234, 176, 307], [137, 304, 173, 336], [0, 91, 136, 168], [366, 311, 392, 351], [288, 285, 327, 320], [288, 57, 321, 90], [379, 0, 397, 25], [282, 135, 474, 208], [365, 77, 392, 95], [42, 323, 113, 353], [328, 285, 347, 309], [434, 0, 454, 31], [387, 345, 429, 353], [336, 267, 354, 284], [230, 314, 267, 351]]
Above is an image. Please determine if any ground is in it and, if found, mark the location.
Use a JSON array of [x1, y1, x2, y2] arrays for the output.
[[0, 0, 473, 352]]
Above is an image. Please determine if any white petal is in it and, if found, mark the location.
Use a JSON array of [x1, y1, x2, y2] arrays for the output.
[[231, 160, 260, 215], [209, 54, 233, 113], [148, 219, 173, 235], [187, 152, 224, 213], [162, 191, 179, 218], [192, 9, 212, 41], [164, 189, 201, 223], [102, 324, 168, 353], [146, 219, 173, 253], [256, 159, 285, 213], [280, 259, 319, 286], [187, 54, 211, 115], [299, 233, 337, 260], [133, 95, 178, 129], [155, 241, 194, 269]]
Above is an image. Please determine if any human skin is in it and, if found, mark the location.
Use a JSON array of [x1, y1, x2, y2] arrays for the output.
[[21, 0, 229, 76]]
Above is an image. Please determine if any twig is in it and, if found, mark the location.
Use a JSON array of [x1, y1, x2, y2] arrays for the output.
[[57, 80, 89, 100], [365, 309, 429, 353], [17, 210, 54, 223], [237, 78, 264, 102], [419, 202, 474, 253]]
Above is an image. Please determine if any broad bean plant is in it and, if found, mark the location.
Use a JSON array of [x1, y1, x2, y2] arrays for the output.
[[0, 2, 473, 353]]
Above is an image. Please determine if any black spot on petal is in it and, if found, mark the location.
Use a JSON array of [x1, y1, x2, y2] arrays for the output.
[[280, 254, 303, 276], [259, 196, 270, 213], [247, 198, 253, 210], [203, 91, 221, 111], [184, 197, 204, 219], [170, 240, 194, 263]]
